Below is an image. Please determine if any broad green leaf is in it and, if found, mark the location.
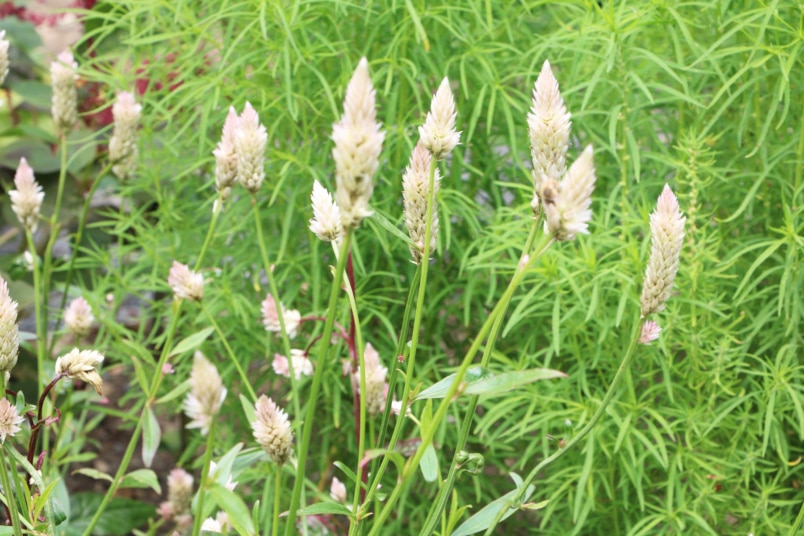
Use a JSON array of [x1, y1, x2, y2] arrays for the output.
[[451, 483, 535, 536], [65, 493, 155, 536], [209, 483, 255, 536], [420, 443, 439, 483], [120, 469, 162, 494], [142, 406, 161, 468], [414, 367, 491, 400], [168, 327, 215, 358], [463, 368, 567, 397], [239, 393, 257, 425]]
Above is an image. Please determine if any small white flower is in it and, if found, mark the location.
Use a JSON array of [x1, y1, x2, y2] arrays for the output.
[[639, 320, 662, 344], [330, 476, 347, 503], [0, 398, 23, 443], [261, 294, 301, 339], [252, 395, 293, 465], [51, 50, 79, 132], [234, 102, 267, 194], [352, 343, 388, 416], [109, 91, 142, 180], [272, 350, 314, 380], [214, 107, 239, 200], [0, 277, 19, 375], [528, 59, 571, 197], [55, 348, 105, 395], [640, 185, 685, 316], [64, 297, 94, 338], [9, 157, 44, 233], [542, 145, 596, 241]]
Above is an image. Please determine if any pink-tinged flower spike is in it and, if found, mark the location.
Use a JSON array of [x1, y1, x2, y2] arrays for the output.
[[0, 30, 9, 86], [158, 468, 194, 524], [0, 398, 23, 443], [272, 349, 313, 380], [234, 101, 267, 194], [64, 297, 94, 338], [55, 348, 104, 395], [309, 180, 342, 242], [201, 512, 230, 533], [403, 141, 441, 263], [51, 50, 79, 133], [330, 476, 347, 503], [261, 293, 301, 339], [0, 278, 19, 376], [640, 184, 686, 316], [109, 91, 142, 180], [542, 145, 596, 241], [213, 106, 239, 201], [252, 395, 294, 465], [9, 157, 44, 234], [419, 77, 461, 160], [639, 320, 661, 344], [168, 261, 204, 301], [528, 60, 571, 209], [182, 351, 227, 436], [332, 57, 385, 229], [352, 342, 388, 416]]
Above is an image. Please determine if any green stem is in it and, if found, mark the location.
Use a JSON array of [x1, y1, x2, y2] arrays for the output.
[[419, 226, 544, 534], [344, 269, 367, 521], [203, 306, 257, 402], [192, 419, 217, 536], [482, 313, 643, 535], [0, 445, 23, 536], [359, 158, 438, 515], [285, 234, 350, 535], [367, 228, 547, 535], [194, 198, 222, 271], [54, 162, 113, 340], [26, 230, 45, 400], [81, 301, 183, 536], [252, 197, 300, 420], [272, 468, 282, 536]]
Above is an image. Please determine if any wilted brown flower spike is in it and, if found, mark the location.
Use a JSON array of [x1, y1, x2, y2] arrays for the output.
[[109, 91, 142, 180], [252, 395, 294, 465], [0, 278, 19, 376], [51, 50, 78, 133], [403, 142, 441, 263], [55, 348, 105, 395], [9, 157, 44, 234], [332, 57, 385, 229], [419, 77, 460, 160], [640, 184, 685, 316], [182, 351, 227, 435]]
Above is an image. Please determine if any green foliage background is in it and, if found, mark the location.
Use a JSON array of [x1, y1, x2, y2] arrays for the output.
[[59, 0, 804, 533]]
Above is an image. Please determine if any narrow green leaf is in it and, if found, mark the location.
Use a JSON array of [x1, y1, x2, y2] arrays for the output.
[[120, 469, 162, 494], [300, 502, 354, 517], [420, 443, 439, 483], [463, 369, 567, 397], [168, 327, 216, 358]]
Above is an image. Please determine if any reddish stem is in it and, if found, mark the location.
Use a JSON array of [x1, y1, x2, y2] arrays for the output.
[[27, 374, 64, 465]]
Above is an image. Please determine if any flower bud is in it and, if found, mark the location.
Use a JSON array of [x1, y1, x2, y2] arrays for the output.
[[64, 297, 94, 338], [168, 261, 204, 301], [418, 77, 460, 160], [9, 157, 44, 234], [330, 476, 347, 503], [51, 50, 78, 133], [261, 294, 301, 339], [0, 398, 23, 443], [252, 395, 293, 465], [55, 348, 104, 395], [109, 91, 142, 180]]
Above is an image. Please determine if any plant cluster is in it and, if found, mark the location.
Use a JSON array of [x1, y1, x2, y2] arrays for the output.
[[0, 1, 802, 535]]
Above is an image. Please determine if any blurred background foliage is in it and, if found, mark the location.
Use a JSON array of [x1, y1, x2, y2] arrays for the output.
[[2, 0, 803, 534]]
